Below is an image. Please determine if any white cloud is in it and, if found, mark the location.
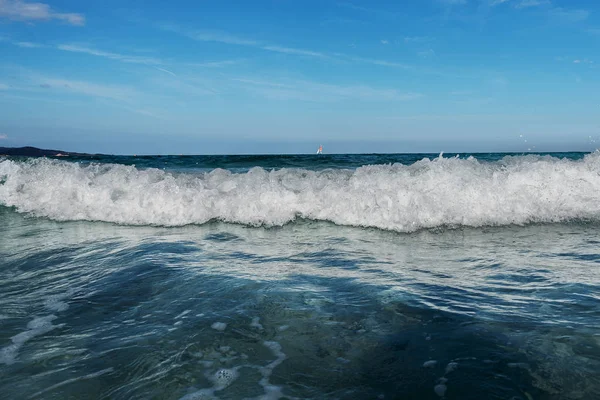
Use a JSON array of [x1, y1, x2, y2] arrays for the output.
[[573, 59, 594, 65], [381, 39, 389, 45], [0, 0, 84, 25], [0, 134, 7, 139], [0, 83, 9, 90], [57, 44, 162, 65]]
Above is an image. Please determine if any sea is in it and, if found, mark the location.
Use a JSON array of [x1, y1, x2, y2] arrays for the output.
[[1, 152, 599, 399]]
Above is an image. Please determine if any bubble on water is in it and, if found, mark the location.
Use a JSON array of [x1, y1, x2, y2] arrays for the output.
[[212, 368, 239, 390]]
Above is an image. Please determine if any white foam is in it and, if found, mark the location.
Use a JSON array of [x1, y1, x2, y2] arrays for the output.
[[0, 315, 60, 365], [211, 322, 227, 331], [179, 388, 218, 400], [445, 362, 458, 374], [257, 341, 287, 399], [175, 310, 192, 319], [250, 317, 264, 330], [3, 154, 600, 231], [423, 360, 438, 368], [43, 297, 69, 312]]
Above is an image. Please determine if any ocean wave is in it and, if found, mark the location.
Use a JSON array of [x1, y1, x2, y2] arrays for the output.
[[1, 153, 600, 231]]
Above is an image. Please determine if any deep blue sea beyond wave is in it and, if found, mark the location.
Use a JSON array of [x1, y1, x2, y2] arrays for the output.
[[1, 152, 599, 399]]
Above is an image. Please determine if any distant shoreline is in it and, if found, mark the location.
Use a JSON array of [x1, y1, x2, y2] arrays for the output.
[[0, 146, 95, 157], [0, 146, 593, 158]]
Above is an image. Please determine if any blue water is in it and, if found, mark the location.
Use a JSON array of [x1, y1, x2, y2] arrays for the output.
[[1, 152, 599, 399]]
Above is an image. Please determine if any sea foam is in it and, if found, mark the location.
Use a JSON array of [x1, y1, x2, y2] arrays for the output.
[[1, 153, 600, 232]]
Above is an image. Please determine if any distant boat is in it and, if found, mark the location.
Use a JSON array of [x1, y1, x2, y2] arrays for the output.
[[316, 145, 323, 154]]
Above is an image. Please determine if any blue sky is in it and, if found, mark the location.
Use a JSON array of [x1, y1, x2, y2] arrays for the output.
[[0, 0, 598, 154]]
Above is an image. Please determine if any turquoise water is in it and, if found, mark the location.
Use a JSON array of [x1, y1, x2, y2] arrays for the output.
[[1, 152, 599, 399]]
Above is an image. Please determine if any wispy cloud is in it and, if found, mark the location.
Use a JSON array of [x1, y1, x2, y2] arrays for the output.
[[160, 24, 327, 59], [160, 25, 259, 46], [437, 0, 467, 5], [0, 134, 8, 140], [39, 78, 137, 102], [336, 2, 403, 18], [0, 83, 9, 90], [0, 0, 84, 25], [573, 59, 594, 65], [149, 74, 217, 96], [155, 67, 177, 77], [587, 28, 600, 36], [185, 59, 242, 68], [347, 56, 414, 69], [514, 0, 550, 9], [547, 7, 589, 23], [261, 45, 327, 58], [418, 49, 435, 58], [15, 41, 42, 48], [159, 24, 450, 74], [57, 44, 162, 65], [234, 77, 422, 102], [404, 36, 434, 43], [381, 39, 389, 45], [450, 90, 475, 96]]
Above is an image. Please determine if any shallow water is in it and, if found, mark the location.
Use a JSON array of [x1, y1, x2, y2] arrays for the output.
[[1, 153, 600, 399]]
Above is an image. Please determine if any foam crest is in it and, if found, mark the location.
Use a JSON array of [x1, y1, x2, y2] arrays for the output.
[[2, 153, 600, 232], [0, 315, 61, 365]]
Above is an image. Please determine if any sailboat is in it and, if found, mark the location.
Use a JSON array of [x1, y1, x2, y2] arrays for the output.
[[316, 145, 323, 154]]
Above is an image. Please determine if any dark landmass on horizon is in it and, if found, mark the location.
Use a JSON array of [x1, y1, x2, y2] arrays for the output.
[[0, 146, 98, 157]]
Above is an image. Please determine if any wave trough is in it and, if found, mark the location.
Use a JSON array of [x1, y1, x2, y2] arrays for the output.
[[1, 153, 600, 231]]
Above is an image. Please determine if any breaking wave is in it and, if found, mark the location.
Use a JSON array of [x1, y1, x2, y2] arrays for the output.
[[1, 153, 600, 232]]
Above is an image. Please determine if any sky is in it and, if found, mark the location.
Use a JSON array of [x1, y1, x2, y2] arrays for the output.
[[0, 0, 599, 154]]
